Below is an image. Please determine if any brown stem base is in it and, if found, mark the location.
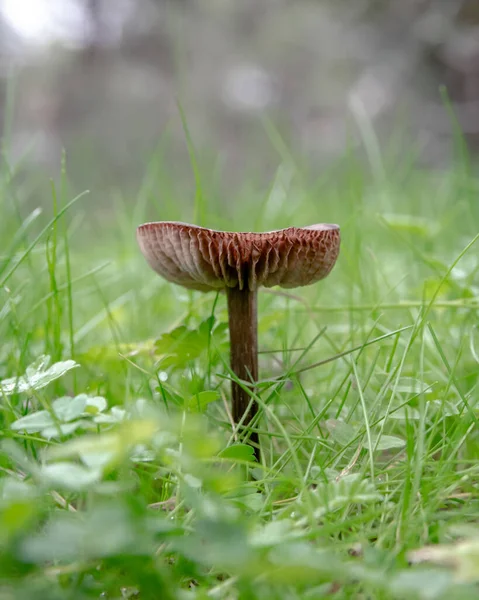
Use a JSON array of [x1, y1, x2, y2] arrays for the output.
[[226, 286, 259, 461]]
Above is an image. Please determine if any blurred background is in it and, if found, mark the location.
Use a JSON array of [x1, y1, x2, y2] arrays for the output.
[[1, 0, 478, 202]]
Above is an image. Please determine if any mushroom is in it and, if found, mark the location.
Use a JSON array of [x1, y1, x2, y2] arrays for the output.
[[137, 221, 340, 460]]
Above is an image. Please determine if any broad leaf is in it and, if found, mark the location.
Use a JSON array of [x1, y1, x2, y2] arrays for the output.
[[52, 395, 87, 421], [39, 462, 102, 490], [309, 474, 382, 519], [11, 394, 110, 437], [0, 355, 79, 396], [11, 411, 54, 433], [325, 419, 356, 446], [41, 421, 85, 439], [188, 391, 219, 412], [370, 434, 406, 451], [218, 444, 256, 462], [392, 377, 434, 395], [84, 395, 108, 414], [94, 406, 127, 424]]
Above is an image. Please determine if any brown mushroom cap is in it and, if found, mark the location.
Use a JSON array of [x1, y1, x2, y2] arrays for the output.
[[137, 221, 340, 292]]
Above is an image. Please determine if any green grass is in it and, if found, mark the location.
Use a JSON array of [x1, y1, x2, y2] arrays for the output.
[[0, 128, 479, 600]]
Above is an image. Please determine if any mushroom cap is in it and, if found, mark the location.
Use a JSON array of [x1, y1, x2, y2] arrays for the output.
[[137, 221, 340, 292]]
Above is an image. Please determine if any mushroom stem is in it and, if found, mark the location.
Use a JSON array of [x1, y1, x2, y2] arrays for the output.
[[226, 286, 259, 459]]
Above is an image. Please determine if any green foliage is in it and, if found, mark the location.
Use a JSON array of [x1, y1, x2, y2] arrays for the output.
[[154, 317, 228, 371], [11, 393, 108, 437], [218, 443, 256, 462], [309, 474, 383, 519], [0, 140, 478, 599], [0, 355, 79, 396]]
